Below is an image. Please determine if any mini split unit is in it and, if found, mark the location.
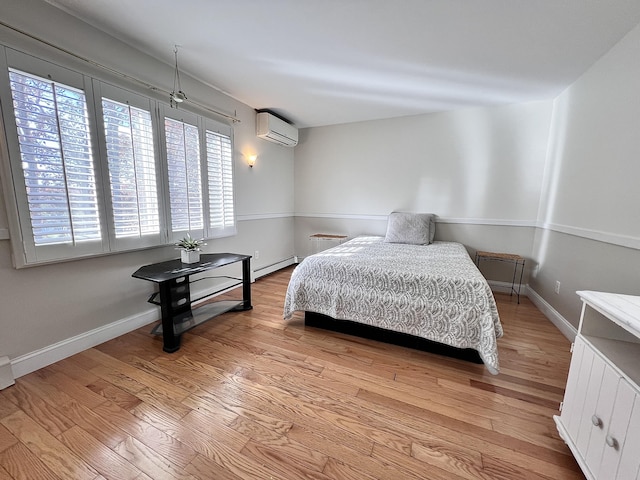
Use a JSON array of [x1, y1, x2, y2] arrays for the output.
[[256, 111, 298, 147]]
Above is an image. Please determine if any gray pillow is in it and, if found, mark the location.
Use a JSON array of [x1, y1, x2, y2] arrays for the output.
[[384, 212, 435, 245]]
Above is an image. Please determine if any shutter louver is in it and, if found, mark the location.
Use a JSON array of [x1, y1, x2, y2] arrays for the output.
[[165, 117, 203, 232], [102, 98, 159, 238], [206, 131, 235, 233], [9, 69, 101, 246]]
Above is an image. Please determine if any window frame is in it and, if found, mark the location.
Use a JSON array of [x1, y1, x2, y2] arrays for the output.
[[204, 118, 237, 239], [159, 106, 206, 243], [159, 107, 237, 244], [1, 48, 109, 265], [93, 80, 167, 251]]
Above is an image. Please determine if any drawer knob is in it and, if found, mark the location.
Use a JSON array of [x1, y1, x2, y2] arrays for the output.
[[606, 435, 619, 450], [591, 415, 602, 427]]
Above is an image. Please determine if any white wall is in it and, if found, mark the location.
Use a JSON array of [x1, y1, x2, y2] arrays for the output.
[[293, 101, 553, 269], [530, 22, 640, 328], [294, 23, 640, 334], [0, 0, 294, 376]]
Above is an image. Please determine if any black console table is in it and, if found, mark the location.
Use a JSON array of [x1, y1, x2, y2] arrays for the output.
[[132, 253, 252, 353]]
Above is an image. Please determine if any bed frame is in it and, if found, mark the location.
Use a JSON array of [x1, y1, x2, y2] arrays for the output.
[[305, 311, 484, 365]]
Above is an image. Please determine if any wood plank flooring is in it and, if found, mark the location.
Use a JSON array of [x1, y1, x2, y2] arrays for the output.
[[0, 266, 584, 479]]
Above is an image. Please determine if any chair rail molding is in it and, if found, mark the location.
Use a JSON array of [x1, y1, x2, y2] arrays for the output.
[[540, 222, 640, 251]]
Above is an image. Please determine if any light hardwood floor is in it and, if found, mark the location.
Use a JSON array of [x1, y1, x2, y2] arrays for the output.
[[0, 266, 584, 479]]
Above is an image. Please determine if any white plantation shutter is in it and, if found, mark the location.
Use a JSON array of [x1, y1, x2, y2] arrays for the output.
[[8, 68, 101, 246], [206, 130, 235, 236], [102, 97, 159, 239], [1, 48, 237, 266], [164, 116, 203, 234]]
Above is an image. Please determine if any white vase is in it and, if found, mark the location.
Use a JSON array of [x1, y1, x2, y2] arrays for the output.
[[181, 250, 200, 264]]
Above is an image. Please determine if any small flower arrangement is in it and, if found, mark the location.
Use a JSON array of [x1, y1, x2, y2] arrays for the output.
[[175, 234, 206, 264], [175, 233, 206, 252]]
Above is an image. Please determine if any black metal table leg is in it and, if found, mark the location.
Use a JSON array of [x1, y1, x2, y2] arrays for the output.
[[158, 280, 180, 353], [241, 257, 253, 310]]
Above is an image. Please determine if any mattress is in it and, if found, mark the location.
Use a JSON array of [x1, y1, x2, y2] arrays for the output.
[[283, 236, 503, 374]]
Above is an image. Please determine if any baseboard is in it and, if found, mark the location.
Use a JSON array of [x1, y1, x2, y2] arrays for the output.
[[10, 308, 158, 379], [10, 278, 243, 380], [526, 287, 577, 341], [487, 281, 576, 341]]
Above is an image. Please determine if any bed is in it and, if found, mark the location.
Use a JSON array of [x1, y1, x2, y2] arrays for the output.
[[283, 223, 503, 374]]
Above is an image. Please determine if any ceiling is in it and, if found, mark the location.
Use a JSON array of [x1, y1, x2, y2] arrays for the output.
[[44, 0, 640, 128]]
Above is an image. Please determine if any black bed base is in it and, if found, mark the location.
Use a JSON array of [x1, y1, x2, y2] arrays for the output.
[[305, 311, 484, 365]]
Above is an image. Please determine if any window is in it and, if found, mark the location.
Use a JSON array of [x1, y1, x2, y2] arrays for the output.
[[164, 116, 203, 234], [206, 129, 235, 236], [102, 97, 160, 239], [0, 47, 236, 267], [161, 109, 236, 242], [8, 69, 101, 247]]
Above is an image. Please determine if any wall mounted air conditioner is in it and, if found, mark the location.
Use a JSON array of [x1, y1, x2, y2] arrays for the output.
[[256, 111, 298, 147]]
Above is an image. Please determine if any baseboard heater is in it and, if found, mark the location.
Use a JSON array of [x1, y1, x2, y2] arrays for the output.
[[254, 257, 296, 279]]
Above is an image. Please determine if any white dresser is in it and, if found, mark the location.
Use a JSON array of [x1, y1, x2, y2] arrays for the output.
[[554, 291, 640, 480]]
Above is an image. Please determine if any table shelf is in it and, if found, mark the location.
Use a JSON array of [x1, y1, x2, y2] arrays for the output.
[[150, 300, 245, 336]]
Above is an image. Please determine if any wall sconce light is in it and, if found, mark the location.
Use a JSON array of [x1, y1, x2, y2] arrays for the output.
[[247, 155, 257, 168]]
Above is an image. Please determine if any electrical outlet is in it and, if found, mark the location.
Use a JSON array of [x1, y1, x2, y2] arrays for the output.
[[554, 281, 561, 294], [254, 250, 260, 260]]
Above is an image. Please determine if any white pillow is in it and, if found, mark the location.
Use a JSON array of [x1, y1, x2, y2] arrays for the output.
[[384, 212, 435, 245]]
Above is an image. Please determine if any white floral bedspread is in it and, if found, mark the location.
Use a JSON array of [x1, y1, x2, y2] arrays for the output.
[[283, 236, 503, 374]]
